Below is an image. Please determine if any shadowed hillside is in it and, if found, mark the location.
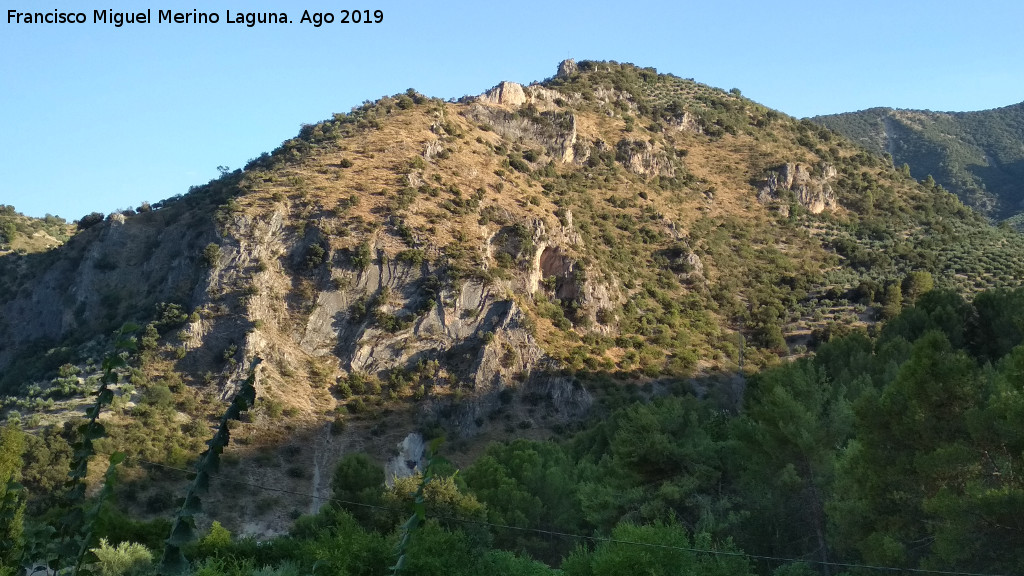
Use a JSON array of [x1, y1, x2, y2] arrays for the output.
[[815, 101, 1024, 221]]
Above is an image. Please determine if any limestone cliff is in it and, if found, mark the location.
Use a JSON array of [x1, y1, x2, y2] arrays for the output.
[[479, 81, 527, 107], [757, 162, 838, 215]]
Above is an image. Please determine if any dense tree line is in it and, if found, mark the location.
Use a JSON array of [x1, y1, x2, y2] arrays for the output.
[[5, 287, 1024, 575]]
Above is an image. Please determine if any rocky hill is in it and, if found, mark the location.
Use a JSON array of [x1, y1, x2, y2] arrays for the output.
[[815, 101, 1024, 221], [4, 60, 1024, 535], [0, 205, 74, 255]]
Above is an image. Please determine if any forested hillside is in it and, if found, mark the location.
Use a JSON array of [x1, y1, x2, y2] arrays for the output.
[[5, 289, 1023, 575], [816, 102, 1024, 222]]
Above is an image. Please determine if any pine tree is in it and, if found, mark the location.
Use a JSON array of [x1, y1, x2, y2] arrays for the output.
[[0, 424, 26, 575]]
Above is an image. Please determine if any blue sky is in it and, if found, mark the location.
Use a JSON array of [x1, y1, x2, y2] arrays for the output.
[[2, 0, 1022, 219]]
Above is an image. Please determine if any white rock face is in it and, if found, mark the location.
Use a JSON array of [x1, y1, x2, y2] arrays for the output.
[[385, 432, 425, 484], [557, 58, 577, 77], [619, 140, 675, 178], [758, 162, 838, 214], [479, 81, 527, 106]]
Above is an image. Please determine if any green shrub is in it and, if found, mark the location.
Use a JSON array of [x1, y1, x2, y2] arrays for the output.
[[202, 243, 221, 266], [91, 538, 153, 576], [305, 242, 326, 269], [350, 241, 372, 270], [194, 521, 232, 557], [330, 415, 346, 435], [508, 154, 531, 173], [396, 249, 425, 265], [78, 212, 105, 230]]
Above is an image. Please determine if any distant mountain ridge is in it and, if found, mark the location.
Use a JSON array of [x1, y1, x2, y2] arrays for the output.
[[815, 101, 1024, 220]]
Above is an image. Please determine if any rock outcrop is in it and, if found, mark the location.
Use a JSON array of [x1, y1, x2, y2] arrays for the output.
[[467, 63, 577, 112], [757, 162, 838, 214], [557, 59, 577, 78], [615, 139, 676, 178], [385, 432, 425, 483], [0, 199, 214, 372], [523, 84, 570, 107], [479, 81, 527, 106], [465, 104, 578, 163], [478, 81, 574, 111]]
